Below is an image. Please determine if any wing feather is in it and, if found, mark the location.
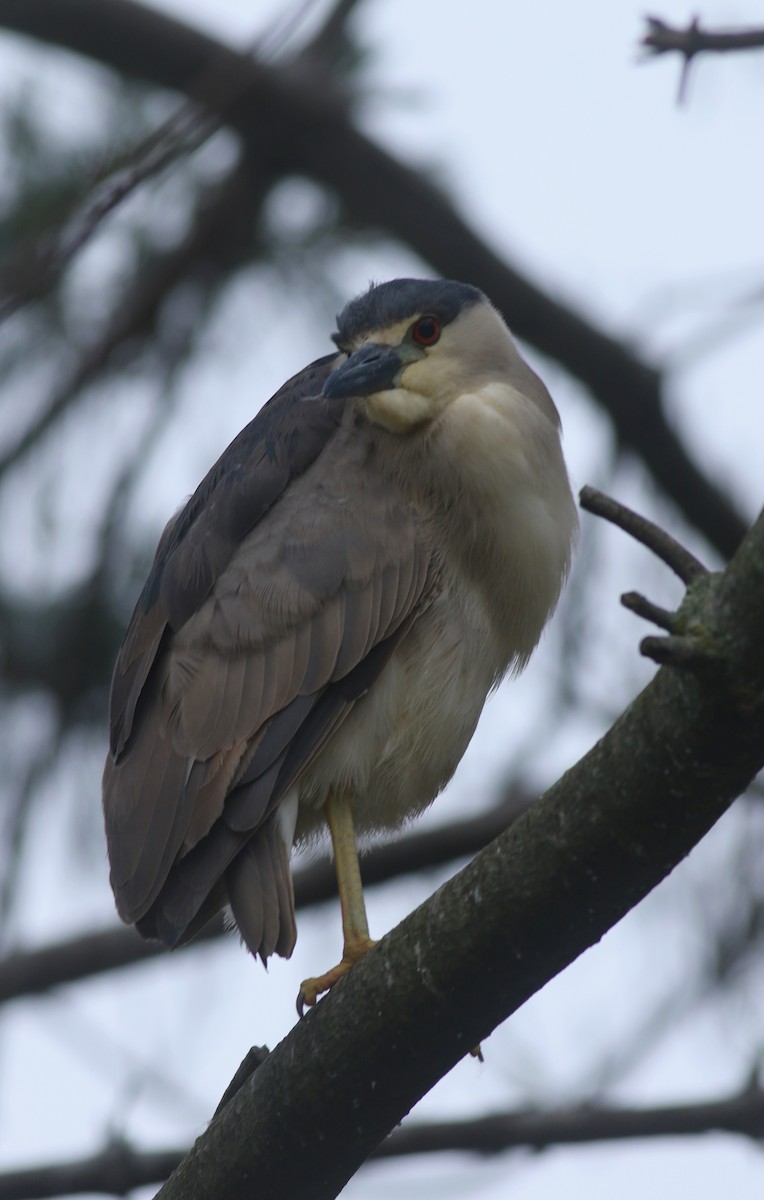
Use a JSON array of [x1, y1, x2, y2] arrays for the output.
[[103, 394, 435, 947], [333, 586, 375, 678], [106, 352, 341, 760]]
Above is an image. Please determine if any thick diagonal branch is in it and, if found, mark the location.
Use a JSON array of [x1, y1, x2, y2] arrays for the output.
[[149, 507, 764, 1199]]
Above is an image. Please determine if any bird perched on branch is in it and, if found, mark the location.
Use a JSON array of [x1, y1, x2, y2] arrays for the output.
[[103, 278, 577, 1008]]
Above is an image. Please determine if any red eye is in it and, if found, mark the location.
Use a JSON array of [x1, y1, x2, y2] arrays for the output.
[[412, 316, 441, 346]]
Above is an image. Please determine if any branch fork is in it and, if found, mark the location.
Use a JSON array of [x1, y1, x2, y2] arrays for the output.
[[579, 486, 719, 671]]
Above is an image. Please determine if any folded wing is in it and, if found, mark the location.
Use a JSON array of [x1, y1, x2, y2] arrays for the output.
[[103, 358, 434, 959]]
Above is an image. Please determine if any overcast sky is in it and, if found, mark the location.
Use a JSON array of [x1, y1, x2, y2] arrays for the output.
[[1, 3, 763, 1198]]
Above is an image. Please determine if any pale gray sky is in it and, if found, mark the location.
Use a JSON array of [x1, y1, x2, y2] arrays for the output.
[[1, 3, 763, 1198]]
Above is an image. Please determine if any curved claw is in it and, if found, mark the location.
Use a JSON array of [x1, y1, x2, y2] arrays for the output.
[[296, 937, 377, 1018]]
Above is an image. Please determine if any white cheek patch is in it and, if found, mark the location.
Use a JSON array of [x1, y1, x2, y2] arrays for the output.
[[364, 388, 435, 433]]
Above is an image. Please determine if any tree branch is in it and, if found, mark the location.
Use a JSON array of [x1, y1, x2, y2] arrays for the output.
[[642, 16, 764, 60], [580, 486, 707, 583], [0, 0, 748, 559], [0, 150, 270, 479], [0, 91, 218, 326], [2, 1075, 763, 1199], [375, 1078, 764, 1155], [0, 792, 531, 1005], [141, 504, 764, 1198], [641, 16, 764, 103]]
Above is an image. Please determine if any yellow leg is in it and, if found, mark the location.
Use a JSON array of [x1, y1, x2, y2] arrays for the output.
[[297, 791, 376, 1013]]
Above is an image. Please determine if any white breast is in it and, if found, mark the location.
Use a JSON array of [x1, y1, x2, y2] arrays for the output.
[[295, 380, 577, 841], [421, 380, 577, 666]]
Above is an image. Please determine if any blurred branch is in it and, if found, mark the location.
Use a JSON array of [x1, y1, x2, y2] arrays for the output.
[[0, 0, 363, 330], [0, 97, 217, 326], [0, 151, 268, 479], [2, 1074, 763, 1198], [0, 0, 748, 559], [302, 0, 364, 57], [0, 576, 119, 714], [294, 0, 366, 86], [378, 1076, 764, 1155], [0, 792, 532, 1005], [642, 16, 764, 59], [0, 1142, 183, 1200], [0, 723, 62, 943], [641, 16, 764, 104]]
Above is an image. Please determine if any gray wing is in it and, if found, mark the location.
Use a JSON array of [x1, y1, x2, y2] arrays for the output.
[[103, 358, 434, 960]]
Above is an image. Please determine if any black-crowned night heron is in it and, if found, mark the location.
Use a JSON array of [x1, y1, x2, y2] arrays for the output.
[[103, 278, 577, 1008]]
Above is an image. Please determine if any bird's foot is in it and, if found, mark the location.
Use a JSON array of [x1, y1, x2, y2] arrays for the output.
[[296, 936, 377, 1016]]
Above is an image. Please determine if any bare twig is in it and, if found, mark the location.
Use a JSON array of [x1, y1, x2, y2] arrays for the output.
[[621, 591, 677, 631], [640, 633, 715, 669], [581, 488, 723, 672], [0, 101, 217, 326], [642, 16, 764, 59], [641, 16, 764, 103], [0, 153, 265, 480], [579, 486, 708, 583]]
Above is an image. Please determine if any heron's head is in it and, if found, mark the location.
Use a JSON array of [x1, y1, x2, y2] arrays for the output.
[[322, 278, 558, 433]]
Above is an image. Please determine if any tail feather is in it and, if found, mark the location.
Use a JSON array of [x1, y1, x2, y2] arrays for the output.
[[226, 818, 297, 963]]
